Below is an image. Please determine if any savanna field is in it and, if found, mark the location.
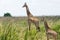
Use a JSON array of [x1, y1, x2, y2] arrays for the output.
[[0, 16, 60, 40]]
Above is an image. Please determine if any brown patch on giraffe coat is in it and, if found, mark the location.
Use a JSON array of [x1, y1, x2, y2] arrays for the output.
[[30, 17, 39, 22]]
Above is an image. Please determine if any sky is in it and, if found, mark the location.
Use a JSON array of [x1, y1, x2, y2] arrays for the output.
[[0, 0, 60, 16]]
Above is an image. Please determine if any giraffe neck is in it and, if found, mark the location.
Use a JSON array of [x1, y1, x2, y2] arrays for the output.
[[44, 20, 50, 31], [25, 6, 33, 17]]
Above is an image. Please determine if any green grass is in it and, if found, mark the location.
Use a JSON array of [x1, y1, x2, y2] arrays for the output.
[[0, 18, 60, 40]]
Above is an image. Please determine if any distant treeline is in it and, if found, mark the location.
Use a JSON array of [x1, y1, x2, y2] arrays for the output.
[[0, 16, 60, 21]]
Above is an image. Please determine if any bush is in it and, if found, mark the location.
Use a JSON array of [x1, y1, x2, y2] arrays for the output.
[[4, 13, 12, 17]]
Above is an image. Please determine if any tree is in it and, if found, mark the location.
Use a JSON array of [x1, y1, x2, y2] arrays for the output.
[[4, 12, 12, 17]]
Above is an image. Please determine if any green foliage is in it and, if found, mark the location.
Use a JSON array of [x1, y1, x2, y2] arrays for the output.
[[0, 17, 60, 40], [24, 29, 28, 40], [4, 12, 12, 17], [0, 22, 19, 40]]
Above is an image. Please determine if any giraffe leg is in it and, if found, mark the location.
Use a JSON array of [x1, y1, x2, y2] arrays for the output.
[[54, 36, 57, 40], [46, 34, 49, 40], [35, 21, 40, 32], [53, 34, 57, 40], [28, 20, 31, 31]]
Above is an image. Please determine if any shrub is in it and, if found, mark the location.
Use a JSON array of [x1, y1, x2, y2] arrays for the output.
[[4, 12, 12, 17]]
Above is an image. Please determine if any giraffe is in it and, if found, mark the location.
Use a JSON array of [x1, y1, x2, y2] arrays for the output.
[[22, 3, 40, 32], [42, 17, 57, 40]]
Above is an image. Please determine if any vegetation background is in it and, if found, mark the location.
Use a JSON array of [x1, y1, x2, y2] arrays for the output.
[[0, 16, 60, 40]]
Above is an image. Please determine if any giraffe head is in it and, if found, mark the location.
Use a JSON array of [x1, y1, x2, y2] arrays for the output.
[[22, 2, 27, 8]]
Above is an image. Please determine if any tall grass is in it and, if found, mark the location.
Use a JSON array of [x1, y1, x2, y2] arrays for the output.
[[0, 21, 20, 40], [0, 18, 60, 40]]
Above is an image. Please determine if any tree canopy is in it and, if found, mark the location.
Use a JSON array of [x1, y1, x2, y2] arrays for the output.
[[4, 12, 12, 17]]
